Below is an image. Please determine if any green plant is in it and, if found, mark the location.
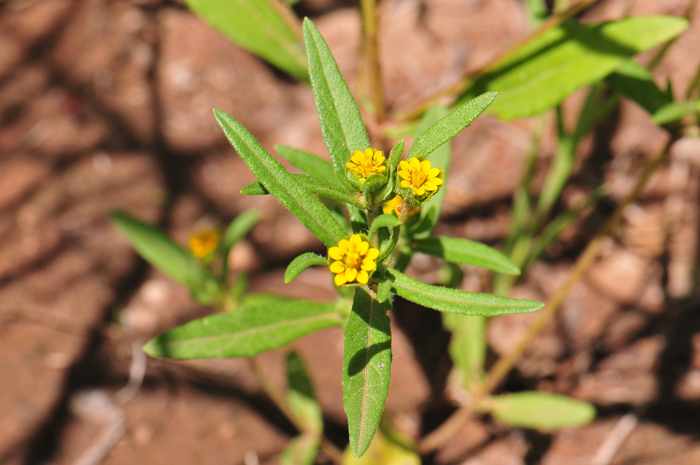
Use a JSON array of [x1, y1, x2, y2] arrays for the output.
[[112, 0, 700, 462]]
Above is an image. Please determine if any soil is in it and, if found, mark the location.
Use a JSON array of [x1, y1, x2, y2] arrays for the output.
[[1, 0, 700, 464]]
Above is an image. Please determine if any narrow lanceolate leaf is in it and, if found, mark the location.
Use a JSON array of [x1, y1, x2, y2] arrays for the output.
[[222, 209, 260, 256], [143, 300, 343, 359], [241, 175, 363, 206], [605, 60, 672, 115], [413, 237, 520, 275], [652, 100, 700, 125], [286, 351, 323, 433], [408, 93, 496, 159], [387, 269, 543, 316], [388, 139, 405, 171], [275, 145, 341, 185], [285, 253, 328, 283], [456, 16, 689, 120], [183, 0, 307, 82], [487, 392, 596, 431], [410, 104, 450, 239], [343, 289, 392, 458], [214, 109, 346, 247], [109, 211, 220, 301], [303, 18, 371, 176]]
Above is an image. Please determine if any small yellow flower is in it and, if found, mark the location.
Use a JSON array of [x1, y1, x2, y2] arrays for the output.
[[383, 196, 419, 217], [328, 234, 380, 286], [398, 158, 444, 197], [346, 148, 387, 180], [188, 228, 222, 259]]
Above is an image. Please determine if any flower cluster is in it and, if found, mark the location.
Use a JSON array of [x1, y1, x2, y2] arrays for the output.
[[188, 228, 221, 259], [398, 158, 443, 197], [346, 148, 387, 181], [328, 234, 380, 286]]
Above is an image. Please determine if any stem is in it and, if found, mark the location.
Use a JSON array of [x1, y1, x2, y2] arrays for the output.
[[417, 136, 676, 454], [360, 0, 386, 123], [248, 358, 344, 463]]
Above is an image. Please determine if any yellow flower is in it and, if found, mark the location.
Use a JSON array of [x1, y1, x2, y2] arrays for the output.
[[188, 228, 222, 259], [346, 148, 387, 180], [398, 158, 444, 197], [383, 196, 419, 217], [328, 234, 380, 286]]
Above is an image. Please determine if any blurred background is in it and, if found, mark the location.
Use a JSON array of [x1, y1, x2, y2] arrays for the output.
[[1, 0, 700, 464]]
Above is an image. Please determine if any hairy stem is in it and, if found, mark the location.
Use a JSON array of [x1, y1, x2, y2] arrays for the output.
[[361, 0, 386, 123]]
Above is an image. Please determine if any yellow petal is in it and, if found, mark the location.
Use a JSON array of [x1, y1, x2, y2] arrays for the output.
[[377, 166, 386, 173], [329, 247, 344, 260], [421, 160, 432, 171], [357, 270, 369, 284], [350, 153, 363, 164], [330, 261, 346, 273], [375, 154, 386, 164], [365, 248, 380, 260], [361, 260, 376, 272], [335, 273, 348, 286], [358, 241, 369, 255], [399, 160, 410, 170], [400, 180, 411, 188], [345, 267, 358, 282], [398, 170, 411, 180], [349, 234, 362, 246], [338, 239, 350, 251], [424, 182, 438, 191], [409, 157, 421, 170], [428, 168, 441, 177], [365, 148, 374, 157], [415, 186, 425, 196], [432, 177, 444, 185], [383, 205, 392, 215]]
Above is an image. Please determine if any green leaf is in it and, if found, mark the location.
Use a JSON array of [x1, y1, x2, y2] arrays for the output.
[[342, 425, 420, 465], [109, 211, 220, 303], [443, 314, 486, 389], [241, 174, 364, 206], [303, 18, 371, 176], [143, 300, 343, 359], [214, 109, 347, 247], [605, 60, 672, 115], [413, 237, 520, 275], [343, 289, 392, 458], [408, 93, 495, 159], [287, 351, 323, 433], [368, 214, 400, 241], [285, 253, 328, 283], [456, 16, 689, 120], [487, 392, 596, 431], [387, 269, 543, 316], [183, 0, 308, 82], [275, 145, 341, 185], [387, 140, 405, 172], [410, 105, 451, 239], [652, 100, 700, 125]]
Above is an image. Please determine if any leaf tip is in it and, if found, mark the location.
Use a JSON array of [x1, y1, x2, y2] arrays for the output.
[[142, 338, 161, 358]]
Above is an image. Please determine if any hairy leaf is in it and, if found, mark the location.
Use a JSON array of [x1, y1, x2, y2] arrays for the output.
[[144, 300, 343, 359], [215, 109, 347, 247], [285, 253, 328, 283], [413, 236, 520, 275], [343, 289, 392, 457], [387, 269, 543, 316], [487, 392, 596, 431]]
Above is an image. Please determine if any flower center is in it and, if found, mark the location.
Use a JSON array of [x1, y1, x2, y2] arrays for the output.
[[411, 170, 427, 187], [345, 252, 361, 269]]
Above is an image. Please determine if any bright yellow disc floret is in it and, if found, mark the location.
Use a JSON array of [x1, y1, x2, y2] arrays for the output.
[[346, 148, 387, 180], [328, 234, 380, 286], [398, 158, 444, 197], [188, 228, 222, 259]]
